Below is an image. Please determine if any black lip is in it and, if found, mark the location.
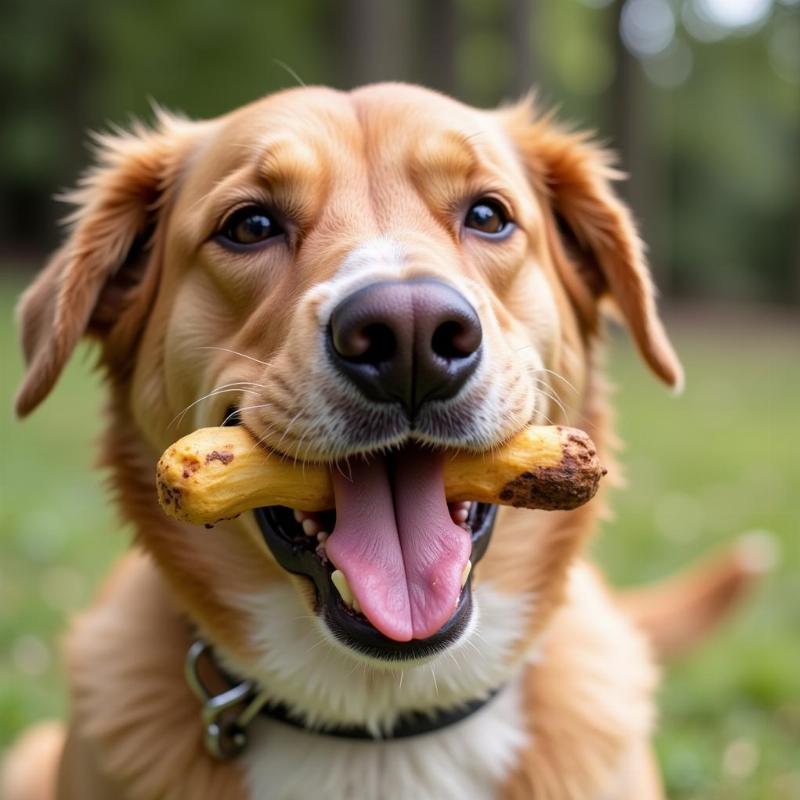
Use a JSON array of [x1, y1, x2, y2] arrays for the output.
[[254, 502, 498, 661]]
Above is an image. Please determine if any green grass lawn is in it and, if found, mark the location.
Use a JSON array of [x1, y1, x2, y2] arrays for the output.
[[1, 275, 798, 798]]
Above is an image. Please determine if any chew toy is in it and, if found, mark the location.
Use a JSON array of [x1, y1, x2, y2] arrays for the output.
[[156, 425, 604, 526]]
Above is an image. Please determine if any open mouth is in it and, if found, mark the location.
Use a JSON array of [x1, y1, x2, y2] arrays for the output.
[[253, 444, 498, 661]]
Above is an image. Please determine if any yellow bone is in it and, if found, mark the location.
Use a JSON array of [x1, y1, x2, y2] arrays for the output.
[[156, 425, 604, 526]]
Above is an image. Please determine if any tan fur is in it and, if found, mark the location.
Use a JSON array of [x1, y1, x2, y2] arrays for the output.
[[6, 84, 750, 800], [501, 566, 661, 800], [1, 722, 64, 800]]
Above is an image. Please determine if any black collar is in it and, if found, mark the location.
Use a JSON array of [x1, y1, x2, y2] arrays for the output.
[[258, 689, 501, 741], [185, 638, 502, 759]]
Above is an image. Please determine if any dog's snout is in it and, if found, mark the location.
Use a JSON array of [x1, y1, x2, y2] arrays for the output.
[[328, 278, 482, 414]]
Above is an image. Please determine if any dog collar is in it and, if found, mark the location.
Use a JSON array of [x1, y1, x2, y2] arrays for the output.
[[185, 638, 502, 759]]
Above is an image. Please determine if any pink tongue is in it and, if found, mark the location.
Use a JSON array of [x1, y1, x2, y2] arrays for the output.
[[326, 447, 471, 642]]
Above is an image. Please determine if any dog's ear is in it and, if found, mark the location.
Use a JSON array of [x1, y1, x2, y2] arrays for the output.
[[501, 100, 683, 391], [15, 112, 198, 417]]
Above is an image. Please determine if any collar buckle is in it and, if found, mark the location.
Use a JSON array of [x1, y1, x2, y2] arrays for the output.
[[184, 639, 265, 759]]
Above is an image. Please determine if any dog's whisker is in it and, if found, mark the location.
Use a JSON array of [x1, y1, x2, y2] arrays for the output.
[[169, 384, 264, 428], [248, 412, 283, 451], [274, 405, 310, 455], [298, 637, 329, 660], [429, 665, 440, 697], [532, 380, 569, 422], [529, 375, 567, 412], [198, 346, 271, 367], [529, 366, 579, 395], [335, 459, 354, 483], [225, 403, 274, 429]]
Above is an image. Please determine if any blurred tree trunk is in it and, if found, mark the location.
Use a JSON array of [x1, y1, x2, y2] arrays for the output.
[[334, 0, 411, 88], [416, 0, 458, 95], [609, 0, 671, 294], [609, 0, 643, 206], [507, 0, 537, 97]]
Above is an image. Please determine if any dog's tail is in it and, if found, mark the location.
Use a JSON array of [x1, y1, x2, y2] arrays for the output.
[[616, 532, 776, 660], [1, 720, 64, 800]]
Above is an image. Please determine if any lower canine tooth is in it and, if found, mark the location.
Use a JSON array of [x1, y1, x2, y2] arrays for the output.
[[461, 560, 472, 588], [331, 570, 354, 608]]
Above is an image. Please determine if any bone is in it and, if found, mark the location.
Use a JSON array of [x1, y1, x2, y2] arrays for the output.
[[156, 425, 605, 526]]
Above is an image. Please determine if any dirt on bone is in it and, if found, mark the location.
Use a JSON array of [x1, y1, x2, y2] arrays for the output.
[[498, 434, 603, 510], [205, 450, 234, 466]]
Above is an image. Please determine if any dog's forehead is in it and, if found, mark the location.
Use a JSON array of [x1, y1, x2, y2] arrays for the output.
[[188, 84, 523, 192]]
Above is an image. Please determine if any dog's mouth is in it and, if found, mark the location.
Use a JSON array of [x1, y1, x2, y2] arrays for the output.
[[252, 443, 497, 661]]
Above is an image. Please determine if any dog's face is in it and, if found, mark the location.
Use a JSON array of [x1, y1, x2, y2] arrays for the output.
[[16, 84, 680, 725]]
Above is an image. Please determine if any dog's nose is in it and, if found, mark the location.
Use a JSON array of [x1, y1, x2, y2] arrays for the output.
[[328, 278, 482, 414]]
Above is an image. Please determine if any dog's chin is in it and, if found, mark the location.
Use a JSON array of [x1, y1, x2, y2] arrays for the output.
[[254, 501, 498, 664]]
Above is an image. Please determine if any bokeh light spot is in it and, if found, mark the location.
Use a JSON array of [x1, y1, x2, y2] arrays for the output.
[[695, 0, 773, 30], [621, 0, 676, 57]]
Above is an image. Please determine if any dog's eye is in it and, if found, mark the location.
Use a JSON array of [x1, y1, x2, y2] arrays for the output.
[[218, 206, 282, 246], [464, 199, 512, 236]]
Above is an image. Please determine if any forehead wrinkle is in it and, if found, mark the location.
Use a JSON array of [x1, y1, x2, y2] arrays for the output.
[[256, 137, 324, 189], [252, 136, 328, 224], [411, 129, 481, 187]]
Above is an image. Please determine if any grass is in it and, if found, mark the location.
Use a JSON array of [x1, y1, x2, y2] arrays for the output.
[[1, 275, 798, 798]]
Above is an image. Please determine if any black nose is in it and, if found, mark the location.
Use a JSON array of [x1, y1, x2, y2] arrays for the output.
[[328, 278, 482, 415]]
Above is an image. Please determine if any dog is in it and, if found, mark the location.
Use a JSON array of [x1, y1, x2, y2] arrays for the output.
[[3, 84, 760, 800]]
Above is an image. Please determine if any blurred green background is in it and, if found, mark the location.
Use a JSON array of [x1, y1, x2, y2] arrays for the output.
[[1, 1, 798, 798]]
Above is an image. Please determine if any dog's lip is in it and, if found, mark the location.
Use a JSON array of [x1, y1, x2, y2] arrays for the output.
[[253, 502, 498, 660]]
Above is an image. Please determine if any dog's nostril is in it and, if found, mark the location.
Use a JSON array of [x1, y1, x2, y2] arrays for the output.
[[360, 324, 396, 364], [334, 322, 397, 365], [431, 320, 481, 360]]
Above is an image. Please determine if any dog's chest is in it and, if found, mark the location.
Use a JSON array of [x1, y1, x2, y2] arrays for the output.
[[240, 679, 527, 800]]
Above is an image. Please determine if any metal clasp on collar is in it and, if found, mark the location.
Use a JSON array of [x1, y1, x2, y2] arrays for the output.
[[184, 639, 267, 760]]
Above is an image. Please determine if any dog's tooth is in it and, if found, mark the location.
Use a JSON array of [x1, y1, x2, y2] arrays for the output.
[[317, 531, 329, 542], [293, 509, 305, 523], [331, 570, 354, 607], [461, 560, 472, 588], [302, 518, 320, 537], [352, 595, 362, 614], [452, 508, 469, 524]]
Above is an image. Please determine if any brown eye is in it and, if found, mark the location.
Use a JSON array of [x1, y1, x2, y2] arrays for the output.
[[218, 206, 282, 247], [465, 199, 513, 236]]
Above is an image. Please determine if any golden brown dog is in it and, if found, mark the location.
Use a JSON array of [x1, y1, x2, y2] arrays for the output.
[[4, 84, 759, 800]]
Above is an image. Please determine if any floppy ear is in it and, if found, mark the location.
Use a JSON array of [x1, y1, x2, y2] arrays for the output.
[[15, 112, 196, 417], [502, 102, 683, 391]]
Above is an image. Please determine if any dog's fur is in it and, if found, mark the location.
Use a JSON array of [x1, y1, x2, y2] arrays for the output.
[[4, 84, 760, 800]]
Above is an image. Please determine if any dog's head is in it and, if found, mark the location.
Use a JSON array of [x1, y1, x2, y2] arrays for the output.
[[16, 84, 680, 726]]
